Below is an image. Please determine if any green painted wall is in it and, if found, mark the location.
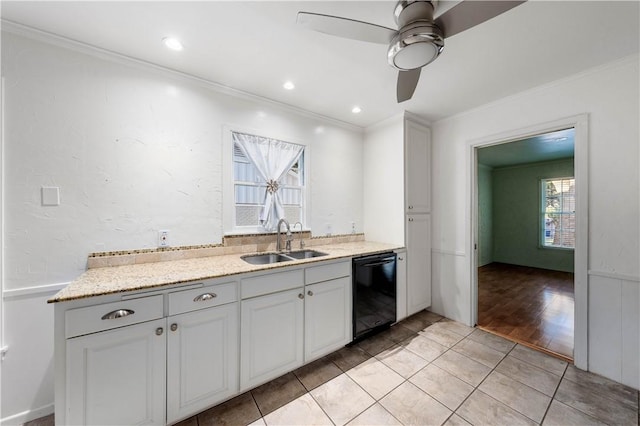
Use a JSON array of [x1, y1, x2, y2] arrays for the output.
[[478, 164, 493, 266], [492, 159, 574, 272]]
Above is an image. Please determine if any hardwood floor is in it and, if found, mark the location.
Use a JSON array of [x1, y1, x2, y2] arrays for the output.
[[478, 262, 574, 361]]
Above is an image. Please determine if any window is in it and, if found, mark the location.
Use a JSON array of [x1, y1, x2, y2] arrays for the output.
[[541, 177, 575, 249], [232, 132, 305, 230]]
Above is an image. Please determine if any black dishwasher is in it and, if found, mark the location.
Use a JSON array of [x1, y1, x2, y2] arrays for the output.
[[352, 252, 397, 342]]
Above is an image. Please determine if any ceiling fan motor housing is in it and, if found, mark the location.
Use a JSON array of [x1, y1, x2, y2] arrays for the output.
[[388, 0, 444, 70]]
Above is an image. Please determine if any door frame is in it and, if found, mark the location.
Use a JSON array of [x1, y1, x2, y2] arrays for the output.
[[469, 114, 589, 369]]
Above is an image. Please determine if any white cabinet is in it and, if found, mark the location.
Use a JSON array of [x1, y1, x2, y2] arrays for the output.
[[405, 119, 431, 214], [304, 276, 351, 361], [61, 283, 239, 426], [66, 318, 166, 425], [404, 117, 432, 316], [240, 287, 304, 390], [166, 301, 238, 424], [57, 259, 354, 425], [395, 250, 408, 321], [406, 214, 432, 315], [239, 261, 351, 390]]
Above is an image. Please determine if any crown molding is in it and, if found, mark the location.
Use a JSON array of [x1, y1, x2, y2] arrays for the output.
[[1, 19, 364, 133]]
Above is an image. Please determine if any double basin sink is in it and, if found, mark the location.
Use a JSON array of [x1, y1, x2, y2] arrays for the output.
[[241, 249, 328, 265]]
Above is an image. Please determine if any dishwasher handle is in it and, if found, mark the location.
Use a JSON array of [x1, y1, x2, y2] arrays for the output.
[[361, 259, 395, 268]]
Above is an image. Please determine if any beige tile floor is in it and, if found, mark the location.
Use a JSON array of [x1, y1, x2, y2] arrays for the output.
[[24, 310, 639, 426]]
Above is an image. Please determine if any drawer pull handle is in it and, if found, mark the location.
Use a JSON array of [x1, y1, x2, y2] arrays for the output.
[[101, 309, 134, 320], [194, 293, 217, 302]]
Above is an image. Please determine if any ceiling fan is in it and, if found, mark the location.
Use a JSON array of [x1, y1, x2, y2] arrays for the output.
[[297, 0, 526, 102]]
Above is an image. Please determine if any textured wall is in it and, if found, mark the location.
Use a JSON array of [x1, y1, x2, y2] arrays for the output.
[[1, 31, 364, 290]]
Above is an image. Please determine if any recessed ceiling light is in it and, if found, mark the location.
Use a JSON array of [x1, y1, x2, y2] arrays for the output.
[[352, 106, 362, 114], [162, 37, 183, 51], [283, 81, 295, 90]]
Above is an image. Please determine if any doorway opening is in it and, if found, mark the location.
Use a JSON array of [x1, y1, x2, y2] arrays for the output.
[[474, 128, 576, 361]]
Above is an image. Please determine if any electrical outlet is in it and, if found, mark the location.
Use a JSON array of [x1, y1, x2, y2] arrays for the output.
[[158, 230, 170, 247]]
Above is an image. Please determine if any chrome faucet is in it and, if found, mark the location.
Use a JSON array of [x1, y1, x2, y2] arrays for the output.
[[276, 218, 292, 252], [293, 222, 305, 249]]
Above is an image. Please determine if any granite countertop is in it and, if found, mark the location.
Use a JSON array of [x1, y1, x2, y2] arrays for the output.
[[49, 241, 403, 303]]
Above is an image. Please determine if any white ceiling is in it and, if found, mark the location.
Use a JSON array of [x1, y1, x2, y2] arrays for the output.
[[1, 1, 639, 128]]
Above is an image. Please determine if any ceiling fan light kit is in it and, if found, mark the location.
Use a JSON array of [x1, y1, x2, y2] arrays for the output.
[[388, 21, 444, 70]]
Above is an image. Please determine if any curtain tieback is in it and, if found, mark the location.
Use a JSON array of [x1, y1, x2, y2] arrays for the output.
[[266, 179, 279, 194]]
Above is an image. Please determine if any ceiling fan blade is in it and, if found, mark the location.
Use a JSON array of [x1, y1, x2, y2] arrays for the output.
[[397, 68, 421, 103], [435, 1, 526, 39], [297, 12, 396, 44]]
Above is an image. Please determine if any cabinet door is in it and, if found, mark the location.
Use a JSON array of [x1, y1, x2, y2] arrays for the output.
[[405, 119, 431, 213], [166, 303, 239, 424], [66, 319, 166, 425], [304, 277, 351, 361], [395, 251, 408, 322], [407, 214, 432, 315], [240, 288, 304, 390]]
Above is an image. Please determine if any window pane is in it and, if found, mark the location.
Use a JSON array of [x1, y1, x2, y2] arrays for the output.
[[283, 205, 302, 224], [236, 205, 262, 226], [235, 184, 266, 204], [280, 187, 301, 206], [542, 177, 575, 249]]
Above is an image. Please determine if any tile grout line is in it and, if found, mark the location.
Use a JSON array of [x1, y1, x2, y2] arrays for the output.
[[539, 361, 569, 425], [449, 339, 521, 425]]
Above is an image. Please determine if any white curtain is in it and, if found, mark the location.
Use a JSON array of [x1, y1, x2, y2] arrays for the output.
[[233, 132, 304, 230]]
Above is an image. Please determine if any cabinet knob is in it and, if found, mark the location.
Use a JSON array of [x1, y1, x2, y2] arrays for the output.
[[307, 290, 314, 296], [155, 327, 164, 336], [398, 257, 404, 261], [194, 293, 216, 302], [170, 323, 178, 332], [408, 218, 414, 222], [298, 293, 304, 299], [408, 205, 413, 209]]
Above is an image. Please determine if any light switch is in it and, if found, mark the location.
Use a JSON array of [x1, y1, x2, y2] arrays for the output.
[[41, 186, 60, 206]]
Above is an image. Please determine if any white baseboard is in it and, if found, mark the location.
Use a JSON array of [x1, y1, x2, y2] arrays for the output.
[[1, 403, 54, 425]]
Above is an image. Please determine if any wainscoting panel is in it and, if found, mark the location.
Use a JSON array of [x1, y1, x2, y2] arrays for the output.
[[588, 272, 640, 390]]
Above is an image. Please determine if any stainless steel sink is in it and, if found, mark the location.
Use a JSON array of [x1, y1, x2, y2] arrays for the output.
[[240, 253, 293, 265], [241, 250, 328, 264], [285, 250, 328, 260]]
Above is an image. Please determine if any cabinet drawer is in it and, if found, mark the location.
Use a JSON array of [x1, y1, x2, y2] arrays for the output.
[[241, 269, 304, 299], [65, 295, 164, 338], [168, 282, 237, 316], [305, 261, 350, 285]]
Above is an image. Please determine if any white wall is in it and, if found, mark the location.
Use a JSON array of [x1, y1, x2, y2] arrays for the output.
[[0, 30, 364, 423], [431, 55, 639, 388], [363, 115, 404, 245]]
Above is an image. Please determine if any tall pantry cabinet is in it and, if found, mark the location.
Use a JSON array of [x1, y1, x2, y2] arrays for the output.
[[404, 117, 432, 317]]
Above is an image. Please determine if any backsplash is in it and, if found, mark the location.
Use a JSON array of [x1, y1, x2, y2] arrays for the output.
[[87, 233, 365, 268]]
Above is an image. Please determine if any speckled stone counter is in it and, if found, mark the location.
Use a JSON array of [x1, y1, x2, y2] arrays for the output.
[[49, 241, 403, 303]]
